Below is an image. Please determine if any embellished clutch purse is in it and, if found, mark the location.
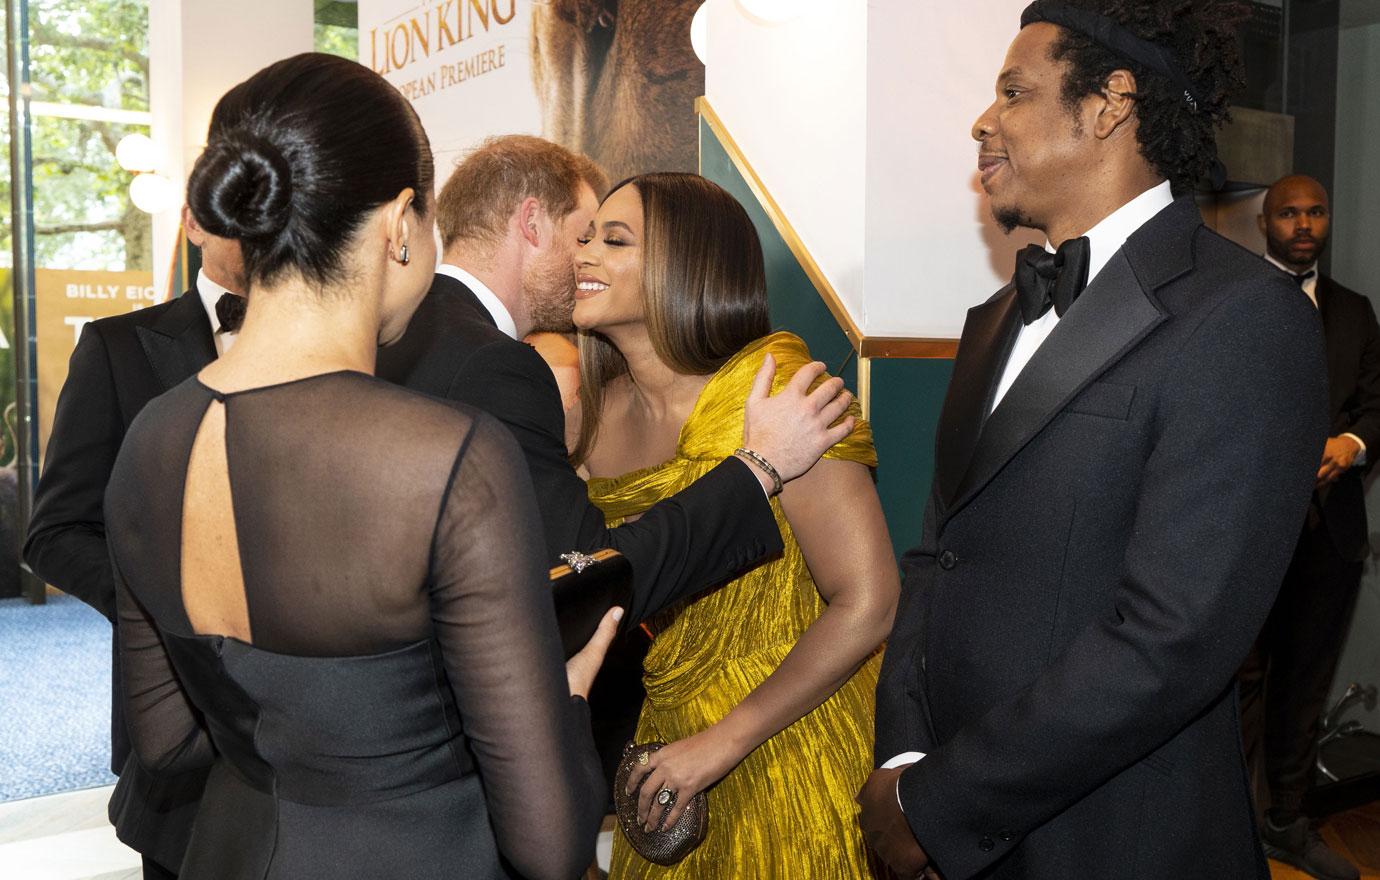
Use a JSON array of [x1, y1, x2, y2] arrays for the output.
[[613, 742, 709, 865], [549, 549, 633, 660]]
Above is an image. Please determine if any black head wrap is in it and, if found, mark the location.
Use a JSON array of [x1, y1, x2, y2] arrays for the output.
[[1020, 1, 1202, 111]]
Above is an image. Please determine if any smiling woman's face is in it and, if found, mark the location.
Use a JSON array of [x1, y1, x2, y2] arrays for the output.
[[573, 184, 647, 333]]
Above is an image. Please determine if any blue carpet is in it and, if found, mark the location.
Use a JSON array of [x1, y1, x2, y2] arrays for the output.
[[0, 594, 117, 802]]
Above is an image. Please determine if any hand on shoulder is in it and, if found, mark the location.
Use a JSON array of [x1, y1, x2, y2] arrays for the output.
[[741, 352, 854, 490]]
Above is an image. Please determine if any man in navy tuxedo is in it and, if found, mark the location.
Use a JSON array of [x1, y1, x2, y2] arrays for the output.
[[859, 3, 1328, 878]]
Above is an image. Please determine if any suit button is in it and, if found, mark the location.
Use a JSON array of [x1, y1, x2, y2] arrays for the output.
[[998, 829, 1013, 842], [979, 836, 995, 852], [939, 550, 957, 570]]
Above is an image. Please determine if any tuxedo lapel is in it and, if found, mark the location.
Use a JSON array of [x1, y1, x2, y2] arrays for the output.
[[937, 197, 1203, 519], [1315, 278, 1348, 411], [136, 290, 217, 391], [934, 286, 1020, 510], [946, 251, 1165, 518]]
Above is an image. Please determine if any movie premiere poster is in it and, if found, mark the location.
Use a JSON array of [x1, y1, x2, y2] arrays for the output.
[[34, 269, 156, 462], [357, 0, 705, 182]]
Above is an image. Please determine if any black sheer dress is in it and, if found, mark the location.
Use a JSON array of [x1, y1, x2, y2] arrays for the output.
[[105, 371, 603, 880]]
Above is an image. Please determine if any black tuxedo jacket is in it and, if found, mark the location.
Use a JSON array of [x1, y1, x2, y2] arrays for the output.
[[1311, 274, 1380, 561], [875, 198, 1329, 879], [25, 289, 213, 869], [375, 274, 782, 623]]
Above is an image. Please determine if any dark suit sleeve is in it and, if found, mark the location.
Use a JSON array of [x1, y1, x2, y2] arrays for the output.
[[448, 340, 783, 624], [1342, 295, 1380, 456], [897, 283, 1328, 878], [24, 322, 125, 621]]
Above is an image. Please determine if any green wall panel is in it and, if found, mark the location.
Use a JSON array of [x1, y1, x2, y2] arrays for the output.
[[699, 117, 953, 557], [870, 358, 952, 556]]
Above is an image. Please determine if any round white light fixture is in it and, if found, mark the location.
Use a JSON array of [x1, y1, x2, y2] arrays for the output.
[[129, 172, 178, 214], [115, 132, 158, 173], [691, 3, 709, 65], [737, 0, 815, 23]]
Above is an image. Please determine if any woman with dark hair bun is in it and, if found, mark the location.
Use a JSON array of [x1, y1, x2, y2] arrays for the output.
[[105, 53, 616, 880], [572, 173, 899, 878]]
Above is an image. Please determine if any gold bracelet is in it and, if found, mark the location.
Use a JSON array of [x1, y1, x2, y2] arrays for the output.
[[734, 447, 783, 495]]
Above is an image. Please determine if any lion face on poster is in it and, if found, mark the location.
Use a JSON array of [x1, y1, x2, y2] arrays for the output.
[[531, 0, 704, 184]]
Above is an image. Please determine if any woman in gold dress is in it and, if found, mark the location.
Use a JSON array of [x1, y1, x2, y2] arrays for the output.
[[570, 173, 900, 878]]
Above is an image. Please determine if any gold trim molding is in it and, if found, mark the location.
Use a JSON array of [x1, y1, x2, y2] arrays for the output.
[[696, 96, 958, 361]]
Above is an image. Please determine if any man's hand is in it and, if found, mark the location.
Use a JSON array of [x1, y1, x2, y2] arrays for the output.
[[1317, 435, 1362, 487], [742, 355, 855, 493], [857, 765, 935, 879]]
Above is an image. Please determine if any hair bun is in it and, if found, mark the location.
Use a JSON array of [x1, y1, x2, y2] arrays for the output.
[[187, 132, 293, 240]]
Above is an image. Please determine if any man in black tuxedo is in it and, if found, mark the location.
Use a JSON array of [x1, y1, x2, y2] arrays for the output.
[[25, 208, 246, 879], [375, 135, 852, 779], [1238, 174, 1376, 880], [858, 3, 1329, 878]]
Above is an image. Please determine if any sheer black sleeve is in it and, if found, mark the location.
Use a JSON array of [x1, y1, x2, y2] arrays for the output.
[[428, 414, 605, 880], [114, 553, 215, 776]]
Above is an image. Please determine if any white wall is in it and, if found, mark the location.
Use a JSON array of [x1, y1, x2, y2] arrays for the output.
[[863, 1, 1040, 338], [148, 0, 315, 298], [705, 0, 1037, 339], [704, 0, 869, 331]]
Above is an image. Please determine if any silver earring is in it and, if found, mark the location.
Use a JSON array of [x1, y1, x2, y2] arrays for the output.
[[399, 244, 410, 265]]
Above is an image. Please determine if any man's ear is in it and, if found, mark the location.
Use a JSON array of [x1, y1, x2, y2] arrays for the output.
[[516, 196, 543, 249], [1093, 69, 1139, 140], [183, 204, 207, 247], [1257, 213, 1268, 238]]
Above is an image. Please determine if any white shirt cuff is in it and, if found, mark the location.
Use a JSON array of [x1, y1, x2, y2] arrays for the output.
[[1342, 433, 1368, 467], [883, 751, 926, 812]]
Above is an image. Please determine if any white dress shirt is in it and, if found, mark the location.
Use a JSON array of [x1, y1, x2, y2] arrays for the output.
[[989, 180, 1175, 411], [437, 263, 518, 340], [196, 270, 239, 356], [887, 181, 1176, 811], [1263, 253, 1367, 464]]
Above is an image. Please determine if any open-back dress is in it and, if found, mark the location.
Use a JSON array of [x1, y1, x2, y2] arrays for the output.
[[105, 370, 604, 880]]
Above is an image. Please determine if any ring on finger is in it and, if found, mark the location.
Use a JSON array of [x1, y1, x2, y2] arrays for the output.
[[656, 787, 675, 806]]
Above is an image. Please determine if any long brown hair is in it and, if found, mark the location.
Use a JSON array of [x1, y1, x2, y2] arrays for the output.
[[571, 173, 770, 465]]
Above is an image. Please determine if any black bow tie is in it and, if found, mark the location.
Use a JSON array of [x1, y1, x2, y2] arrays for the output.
[[215, 292, 246, 334], [1291, 270, 1316, 288], [1015, 237, 1091, 326]]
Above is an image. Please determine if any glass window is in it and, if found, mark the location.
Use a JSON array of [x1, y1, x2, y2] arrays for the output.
[[1, 0, 21, 600], [315, 0, 358, 60], [27, 0, 150, 272]]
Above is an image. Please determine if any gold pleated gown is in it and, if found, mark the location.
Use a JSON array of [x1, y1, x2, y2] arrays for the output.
[[590, 332, 881, 879]]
